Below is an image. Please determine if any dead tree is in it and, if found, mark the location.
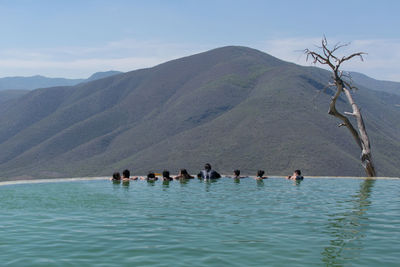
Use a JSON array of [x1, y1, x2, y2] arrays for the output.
[[304, 37, 376, 177]]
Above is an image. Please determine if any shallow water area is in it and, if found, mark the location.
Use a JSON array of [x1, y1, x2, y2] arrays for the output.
[[0, 177, 399, 266]]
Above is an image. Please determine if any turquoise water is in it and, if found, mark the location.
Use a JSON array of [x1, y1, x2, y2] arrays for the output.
[[0, 178, 399, 266]]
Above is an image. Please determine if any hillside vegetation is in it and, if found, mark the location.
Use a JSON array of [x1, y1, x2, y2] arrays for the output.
[[0, 46, 399, 180]]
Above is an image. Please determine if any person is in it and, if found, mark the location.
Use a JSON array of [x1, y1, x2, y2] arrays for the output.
[[162, 170, 173, 181], [231, 169, 247, 179], [287, 170, 304, 180], [122, 169, 131, 181], [198, 163, 221, 179], [254, 170, 268, 180], [174, 169, 194, 180], [146, 172, 158, 181], [121, 169, 138, 180], [111, 172, 121, 181]]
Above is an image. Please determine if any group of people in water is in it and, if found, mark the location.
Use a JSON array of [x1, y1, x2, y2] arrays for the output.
[[111, 163, 304, 182]]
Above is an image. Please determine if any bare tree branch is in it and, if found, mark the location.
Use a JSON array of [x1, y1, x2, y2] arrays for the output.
[[340, 52, 367, 64], [343, 80, 358, 91], [304, 37, 376, 177]]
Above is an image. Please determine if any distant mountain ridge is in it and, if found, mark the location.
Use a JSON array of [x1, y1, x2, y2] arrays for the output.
[[0, 46, 398, 180], [349, 72, 400, 96], [0, 70, 123, 91], [85, 71, 123, 82]]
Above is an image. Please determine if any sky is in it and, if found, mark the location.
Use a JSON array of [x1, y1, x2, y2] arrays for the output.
[[1, 0, 399, 81]]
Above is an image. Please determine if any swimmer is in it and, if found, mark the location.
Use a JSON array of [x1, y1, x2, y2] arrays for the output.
[[198, 163, 221, 179], [162, 170, 173, 181], [230, 169, 246, 179], [287, 170, 304, 180], [146, 172, 158, 181], [254, 170, 268, 180], [122, 169, 131, 182], [175, 169, 194, 180], [111, 172, 121, 181]]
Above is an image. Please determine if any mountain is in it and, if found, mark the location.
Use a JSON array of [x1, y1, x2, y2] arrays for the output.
[[85, 71, 123, 82], [0, 75, 84, 91], [349, 71, 400, 96], [0, 46, 399, 180], [0, 71, 123, 91], [0, 90, 30, 104]]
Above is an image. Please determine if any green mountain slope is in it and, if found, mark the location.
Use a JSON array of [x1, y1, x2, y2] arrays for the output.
[[349, 71, 400, 96], [0, 46, 399, 180], [85, 71, 123, 82], [0, 90, 30, 104]]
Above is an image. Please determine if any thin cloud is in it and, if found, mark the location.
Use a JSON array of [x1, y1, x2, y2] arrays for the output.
[[0, 39, 213, 78], [1, 38, 400, 82], [258, 37, 400, 82], [0, 57, 166, 78]]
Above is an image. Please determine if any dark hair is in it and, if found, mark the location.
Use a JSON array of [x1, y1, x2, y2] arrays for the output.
[[257, 170, 265, 177], [122, 169, 130, 178], [234, 169, 240, 176], [295, 170, 301, 176], [162, 170, 170, 178], [112, 172, 121, 180], [204, 163, 211, 170], [180, 169, 192, 179], [147, 172, 156, 179]]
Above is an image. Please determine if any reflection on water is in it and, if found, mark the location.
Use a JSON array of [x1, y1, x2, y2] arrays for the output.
[[233, 178, 240, 184], [122, 180, 130, 187], [146, 180, 156, 186], [204, 179, 218, 191], [162, 180, 170, 189], [293, 180, 302, 186], [0, 178, 398, 266], [321, 179, 375, 266], [179, 178, 188, 186], [112, 181, 121, 192]]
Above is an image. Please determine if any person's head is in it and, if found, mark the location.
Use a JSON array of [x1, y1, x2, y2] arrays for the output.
[[257, 170, 265, 177], [180, 169, 188, 176], [147, 172, 156, 179], [204, 163, 211, 171], [112, 172, 121, 180], [294, 170, 301, 176], [162, 170, 170, 178], [234, 169, 240, 176], [122, 169, 130, 179]]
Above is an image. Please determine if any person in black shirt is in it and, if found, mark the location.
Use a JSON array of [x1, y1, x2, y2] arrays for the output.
[[287, 170, 304, 180], [162, 170, 173, 181], [198, 163, 221, 179]]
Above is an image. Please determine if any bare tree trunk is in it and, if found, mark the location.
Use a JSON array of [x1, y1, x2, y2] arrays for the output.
[[342, 88, 376, 177], [305, 37, 376, 177]]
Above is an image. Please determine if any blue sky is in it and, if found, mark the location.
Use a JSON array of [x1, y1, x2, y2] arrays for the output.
[[1, 0, 399, 81]]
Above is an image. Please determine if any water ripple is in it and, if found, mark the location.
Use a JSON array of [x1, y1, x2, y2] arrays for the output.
[[0, 178, 399, 266]]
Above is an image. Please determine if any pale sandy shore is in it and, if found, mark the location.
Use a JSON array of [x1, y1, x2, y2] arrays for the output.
[[0, 175, 398, 187], [0, 177, 109, 186]]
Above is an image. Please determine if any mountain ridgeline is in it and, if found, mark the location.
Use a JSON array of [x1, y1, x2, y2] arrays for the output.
[[0, 71, 123, 91], [0, 46, 399, 180], [0, 71, 123, 106]]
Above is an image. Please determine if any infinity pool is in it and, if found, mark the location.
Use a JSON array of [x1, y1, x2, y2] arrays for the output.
[[0, 178, 399, 266]]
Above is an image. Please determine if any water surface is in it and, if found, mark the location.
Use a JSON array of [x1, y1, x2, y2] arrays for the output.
[[0, 178, 399, 266]]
